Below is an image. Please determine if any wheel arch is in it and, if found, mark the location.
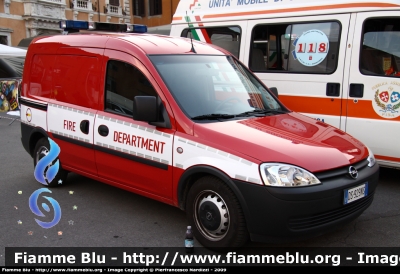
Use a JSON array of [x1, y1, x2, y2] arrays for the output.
[[177, 165, 251, 223], [28, 128, 49, 157]]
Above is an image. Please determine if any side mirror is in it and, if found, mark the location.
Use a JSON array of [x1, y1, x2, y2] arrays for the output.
[[269, 87, 278, 97], [132, 96, 172, 129], [132, 96, 158, 122]]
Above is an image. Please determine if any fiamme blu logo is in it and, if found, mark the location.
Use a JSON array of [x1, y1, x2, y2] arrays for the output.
[[29, 138, 62, 229]]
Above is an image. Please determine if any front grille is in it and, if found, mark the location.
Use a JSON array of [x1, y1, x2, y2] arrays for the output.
[[288, 193, 374, 230], [314, 159, 369, 180]]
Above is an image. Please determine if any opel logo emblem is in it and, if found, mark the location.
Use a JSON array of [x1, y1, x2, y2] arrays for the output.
[[349, 166, 358, 179], [206, 212, 213, 221]]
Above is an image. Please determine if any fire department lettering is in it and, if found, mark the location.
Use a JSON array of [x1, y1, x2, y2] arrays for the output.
[[64, 120, 76, 131], [113, 131, 165, 154]]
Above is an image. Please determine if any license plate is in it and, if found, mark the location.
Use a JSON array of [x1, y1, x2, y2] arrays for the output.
[[344, 182, 368, 204]]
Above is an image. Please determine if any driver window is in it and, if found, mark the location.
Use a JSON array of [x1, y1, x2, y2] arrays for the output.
[[105, 60, 157, 116]]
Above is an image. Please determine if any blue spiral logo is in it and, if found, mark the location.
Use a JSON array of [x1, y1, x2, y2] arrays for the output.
[[29, 188, 62, 228], [34, 138, 61, 185], [30, 138, 62, 229]]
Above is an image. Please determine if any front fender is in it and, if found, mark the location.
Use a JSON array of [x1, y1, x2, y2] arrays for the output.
[[176, 165, 252, 229]]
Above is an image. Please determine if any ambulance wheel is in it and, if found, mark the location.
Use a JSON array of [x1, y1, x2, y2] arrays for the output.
[[33, 137, 68, 188], [186, 176, 249, 249]]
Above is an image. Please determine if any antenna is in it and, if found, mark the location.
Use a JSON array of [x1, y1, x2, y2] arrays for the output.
[[186, 11, 196, 53]]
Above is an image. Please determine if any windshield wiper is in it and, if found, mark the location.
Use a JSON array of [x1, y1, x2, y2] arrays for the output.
[[237, 109, 288, 116], [192, 113, 236, 120], [192, 109, 287, 120]]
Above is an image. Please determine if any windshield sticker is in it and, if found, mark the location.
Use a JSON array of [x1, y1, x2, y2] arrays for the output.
[[372, 81, 400, 119], [292, 29, 329, 67]]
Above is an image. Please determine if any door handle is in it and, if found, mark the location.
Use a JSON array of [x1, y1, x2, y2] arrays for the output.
[[98, 125, 109, 137], [349, 83, 364, 98], [80, 120, 90, 134], [326, 83, 340, 97]]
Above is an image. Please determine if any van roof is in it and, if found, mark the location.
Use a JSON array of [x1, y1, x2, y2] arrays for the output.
[[172, 0, 400, 23], [29, 32, 228, 55]]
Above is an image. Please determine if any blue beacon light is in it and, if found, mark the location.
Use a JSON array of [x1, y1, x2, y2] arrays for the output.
[[60, 20, 147, 33]]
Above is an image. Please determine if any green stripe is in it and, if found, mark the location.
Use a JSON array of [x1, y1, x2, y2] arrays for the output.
[[184, 16, 200, 41], [269, 52, 277, 62]]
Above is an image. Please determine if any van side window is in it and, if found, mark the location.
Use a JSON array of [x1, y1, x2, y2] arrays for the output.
[[182, 26, 241, 58], [105, 60, 157, 116], [360, 18, 400, 77], [250, 21, 340, 74]]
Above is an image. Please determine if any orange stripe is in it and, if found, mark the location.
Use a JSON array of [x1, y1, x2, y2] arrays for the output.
[[279, 95, 400, 121], [203, 3, 399, 19], [343, 98, 400, 121], [173, 16, 182, 21], [280, 95, 342, 116], [189, 0, 199, 10], [376, 154, 400, 162]]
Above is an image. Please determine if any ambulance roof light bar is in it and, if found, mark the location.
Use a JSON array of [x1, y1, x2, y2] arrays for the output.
[[59, 20, 147, 34]]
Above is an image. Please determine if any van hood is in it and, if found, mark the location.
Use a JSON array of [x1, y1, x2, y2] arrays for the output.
[[193, 112, 368, 172]]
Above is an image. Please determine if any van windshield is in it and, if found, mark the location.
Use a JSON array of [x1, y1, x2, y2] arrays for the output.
[[149, 55, 286, 120]]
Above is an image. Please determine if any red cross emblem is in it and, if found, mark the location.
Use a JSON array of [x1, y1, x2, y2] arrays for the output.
[[379, 91, 389, 103]]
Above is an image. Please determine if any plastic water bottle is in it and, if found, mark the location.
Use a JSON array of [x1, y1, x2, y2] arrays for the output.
[[185, 225, 194, 253]]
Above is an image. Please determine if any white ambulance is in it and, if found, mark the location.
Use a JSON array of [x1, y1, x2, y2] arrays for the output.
[[169, 0, 400, 169]]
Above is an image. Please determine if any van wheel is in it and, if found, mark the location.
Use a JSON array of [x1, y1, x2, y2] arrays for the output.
[[186, 176, 249, 249], [33, 137, 68, 187]]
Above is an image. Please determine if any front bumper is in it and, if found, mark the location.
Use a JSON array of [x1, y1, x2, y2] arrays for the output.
[[233, 159, 380, 243]]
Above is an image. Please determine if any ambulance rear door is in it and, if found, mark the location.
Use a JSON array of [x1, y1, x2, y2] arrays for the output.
[[244, 14, 352, 129], [344, 11, 400, 168]]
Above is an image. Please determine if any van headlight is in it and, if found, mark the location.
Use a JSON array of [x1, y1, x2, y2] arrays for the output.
[[260, 163, 321, 187], [366, 147, 376, 167]]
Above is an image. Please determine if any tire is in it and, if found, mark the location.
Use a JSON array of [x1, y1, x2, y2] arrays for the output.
[[33, 137, 68, 187], [186, 176, 249, 250]]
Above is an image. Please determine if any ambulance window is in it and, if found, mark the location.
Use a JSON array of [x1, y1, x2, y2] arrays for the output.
[[250, 21, 341, 74], [105, 60, 157, 116], [182, 26, 241, 58], [360, 17, 400, 77]]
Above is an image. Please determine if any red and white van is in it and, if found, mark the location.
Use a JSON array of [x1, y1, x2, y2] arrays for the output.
[[20, 20, 379, 249]]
